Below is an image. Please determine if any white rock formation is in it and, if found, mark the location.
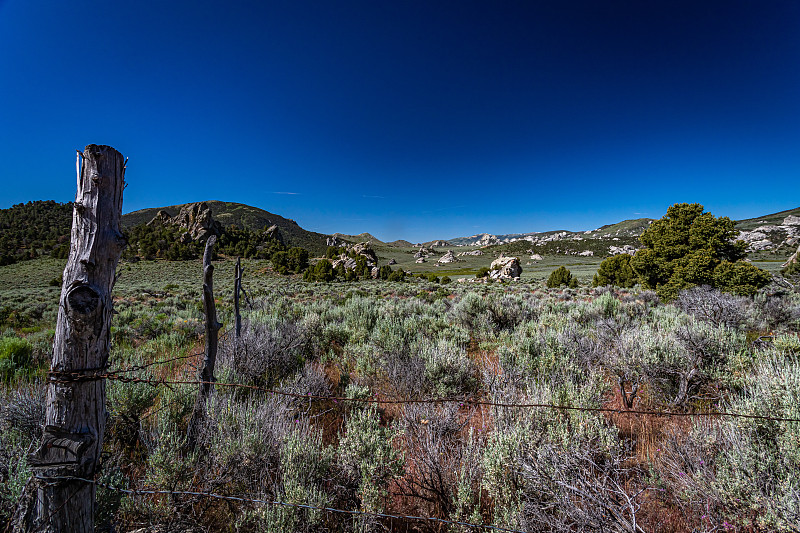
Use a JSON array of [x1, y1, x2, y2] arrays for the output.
[[438, 250, 458, 264], [609, 245, 638, 256], [488, 256, 522, 280], [783, 245, 800, 268]]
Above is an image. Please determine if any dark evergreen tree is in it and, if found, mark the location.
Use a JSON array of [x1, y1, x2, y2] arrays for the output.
[[547, 266, 578, 288], [592, 254, 637, 288], [630, 203, 770, 300]]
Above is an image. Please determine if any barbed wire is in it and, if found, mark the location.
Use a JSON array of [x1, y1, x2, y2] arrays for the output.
[[47, 350, 203, 382], [107, 350, 203, 374], [45, 370, 800, 423], [35, 475, 528, 533]]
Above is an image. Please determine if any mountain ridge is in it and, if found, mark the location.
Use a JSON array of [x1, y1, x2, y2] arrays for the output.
[[1, 201, 798, 263], [122, 200, 328, 255]]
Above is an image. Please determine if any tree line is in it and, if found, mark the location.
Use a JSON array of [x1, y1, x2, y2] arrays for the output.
[[0, 201, 73, 265]]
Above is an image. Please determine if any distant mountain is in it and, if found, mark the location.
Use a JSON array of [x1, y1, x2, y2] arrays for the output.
[[447, 218, 653, 247], [331, 232, 385, 245], [421, 240, 453, 248], [2, 200, 798, 266], [734, 206, 800, 231], [122, 201, 328, 255], [445, 209, 800, 259]]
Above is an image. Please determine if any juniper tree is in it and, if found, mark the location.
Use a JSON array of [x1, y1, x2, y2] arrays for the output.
[[630, 203, 770, 300]]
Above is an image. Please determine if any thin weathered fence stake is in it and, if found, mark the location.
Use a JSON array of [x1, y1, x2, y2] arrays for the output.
[[13, 145, 126, 533], [234, 256, 243, 338], [187, 236, 222, 450]]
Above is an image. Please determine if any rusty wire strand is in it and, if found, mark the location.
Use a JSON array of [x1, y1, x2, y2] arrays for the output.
[[44, 372, 800, 423], [47, 350, 203, 380]]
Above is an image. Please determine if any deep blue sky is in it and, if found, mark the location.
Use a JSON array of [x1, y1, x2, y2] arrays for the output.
[[1, 0, 798, 242]]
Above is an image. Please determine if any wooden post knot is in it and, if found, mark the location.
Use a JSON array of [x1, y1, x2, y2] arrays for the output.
[[66, 284, 100, 316]]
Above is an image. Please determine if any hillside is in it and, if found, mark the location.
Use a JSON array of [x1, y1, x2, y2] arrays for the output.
[[123, 201, 329, 255], [448, 218, 654, 247], [2, 201, 798, 265], [446, 209, 800, 260], [0, 201, 73, 265], [735, 206, 800, 231], [331, 232, 385, 245]]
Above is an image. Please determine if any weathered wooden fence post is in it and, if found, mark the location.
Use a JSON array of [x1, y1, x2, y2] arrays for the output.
[[14, 145, 126, 532], [187, 236, 222, 450]]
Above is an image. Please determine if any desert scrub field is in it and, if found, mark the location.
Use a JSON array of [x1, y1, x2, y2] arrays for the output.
[[1, 257, 799, 532]]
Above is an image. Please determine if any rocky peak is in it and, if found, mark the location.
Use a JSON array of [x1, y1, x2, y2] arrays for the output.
[[173, 202, 223, 243], [145, 202, 222, 243], [147, 210, 172, 227]]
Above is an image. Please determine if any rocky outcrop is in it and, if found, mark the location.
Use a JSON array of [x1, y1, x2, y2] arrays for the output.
[[578, 250, 594, 257], [326, 236, 344, 247], [437, 250, 458, 264], [414, 246, 437, 259], [530, 254, 543, 261], [783, 245, 800, 268], [457, 250, 483, 257], [145, 202, 221, 243], [350, 242, 378, 263], [388, 258, 397, 265], [171, 202, 222, 243], [425, 240, 452, 248], [488, 255, 521, 280], [331, 255, 357, 271], [265, 224, 283, 245], [147, 210, 172, 227], [328, 241, 379, 274], [737, 221, 800, 251], [478, 234, 498, 246], [609, 245, 638, 256], [415, 257, 426, 263]]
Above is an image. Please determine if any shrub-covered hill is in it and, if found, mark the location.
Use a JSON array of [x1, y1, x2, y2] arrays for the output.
[[735, 205, 800, 231], [0, 201, 73, 265], [449, 208, 800, 261], [330, 232, 385, 245], [122, 200, 328, 256]]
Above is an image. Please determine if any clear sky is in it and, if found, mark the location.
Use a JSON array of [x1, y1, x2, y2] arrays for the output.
[[1, 0, 798, 242]]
